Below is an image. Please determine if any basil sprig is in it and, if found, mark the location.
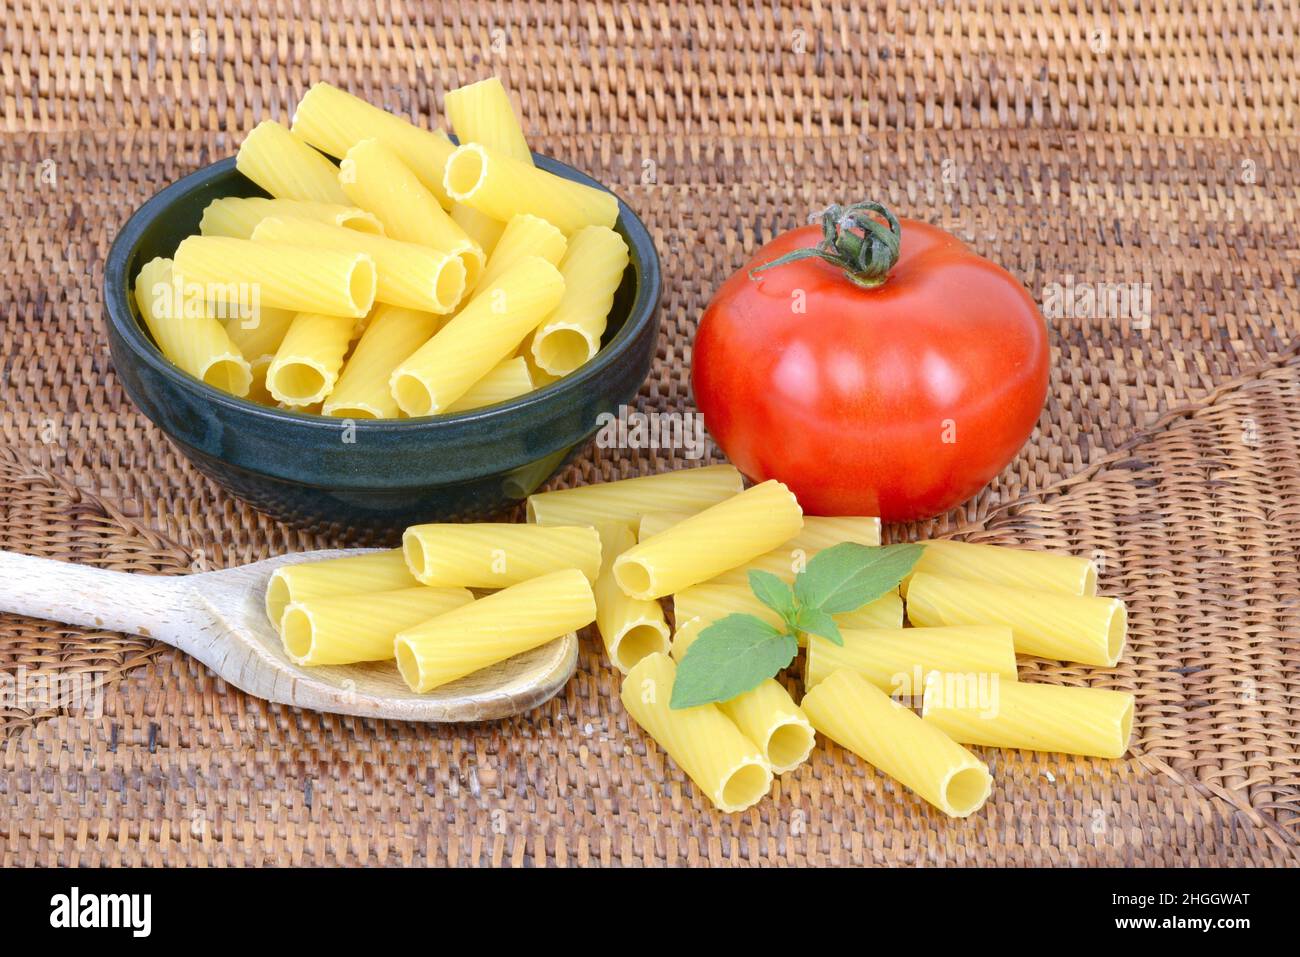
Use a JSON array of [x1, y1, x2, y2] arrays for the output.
[[670, 542, 922, 709]]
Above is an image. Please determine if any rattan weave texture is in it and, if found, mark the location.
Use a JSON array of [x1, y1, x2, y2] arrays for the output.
[[1, 1, 1297, 866]]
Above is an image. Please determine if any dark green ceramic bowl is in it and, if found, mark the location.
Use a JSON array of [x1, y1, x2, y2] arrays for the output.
[[103, 155, 661, 538]]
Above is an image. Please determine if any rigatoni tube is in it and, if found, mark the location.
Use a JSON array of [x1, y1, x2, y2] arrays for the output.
[[801, 668, 992, 818], [442, 77, 535, 267], [906, 571, 1127, 667], [266, 313, 356, 407], [646, 512, 883, 588], [905, 540, 1098, 597], [613, 480, 803, 600], [322, 305, 441, 418], [670, 583, 784, 660], [642, 512, 881, 550], [445, 76, 534, 163], [394, 569, 596, 693], [388, 256, 564, 415], [531, 225, 629, 375], [133, 258, 252, 397], [718, 679, 816, 775], [222, 304, 297, 363], [804, 625, 1018, 694], [452, 203, 506, 262], [173, 236, 376, 318], [710, 517, 884, 587], [443, 143, 619, 235], [476, 213, 567, 291], [401, 523, 601, 587], [265, 548, 417, 629], [620, 653, 773, 814], [280, 586, 474, 665], [593, 522, 671, 673], [526, 464, 744, 527], [642, 512, 883, 548], [235, 120, 350, 204], [251, 216, 466, 314], [339, 138, 483, 287], [837, 592, 905, 630], [292, 82, 457, 206], [442, 356, 534, 413], [199, 197, 384, 239], [922, 673, 1134, 759]]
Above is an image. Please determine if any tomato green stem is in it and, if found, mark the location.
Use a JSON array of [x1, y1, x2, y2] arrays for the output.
[[749, 201, 902, 289]]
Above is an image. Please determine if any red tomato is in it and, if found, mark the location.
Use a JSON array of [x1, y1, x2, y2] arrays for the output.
[[692, 204, 1049, 521]]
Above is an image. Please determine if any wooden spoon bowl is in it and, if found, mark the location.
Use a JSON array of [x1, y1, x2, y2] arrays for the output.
[[0, 549, 577, 722]]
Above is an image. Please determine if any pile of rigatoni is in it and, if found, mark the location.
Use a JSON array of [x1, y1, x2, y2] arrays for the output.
[[132, 76, 628, 417], [271, 463, 1134, 820]]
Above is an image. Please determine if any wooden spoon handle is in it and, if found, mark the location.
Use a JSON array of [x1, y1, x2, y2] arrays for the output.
[[0, 550, 186, 644]]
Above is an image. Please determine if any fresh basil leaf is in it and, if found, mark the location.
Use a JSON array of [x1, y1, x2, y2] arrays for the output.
[[795, 605, 842, 645], [670, 613, 798, 709], [747, 569, 795, 620], [794, 542, 923, 614]]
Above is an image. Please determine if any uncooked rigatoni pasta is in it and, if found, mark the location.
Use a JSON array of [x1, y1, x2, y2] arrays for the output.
[[133, 76, 641, 419], [641, 512, 881, 555], [613, 480, 804, 600], [173, 236, 376, 318], [706, 516, 884, 587], [804, 625, 1018, 694], [801, 668, 992, 818], [475, 213, 567, 290], [279, 585, 474, 665], [838, 591, 905, 630], [522, 351, 560, 388], [250, 216, 466, 314], [245, 355, 276, 405], [670, 584, 785, 660], [292, 82, 457, 206], [401, 523, 601, 587], [527, 465, 746, 527], [322, 305, 441, 418], [221, 304, 297, 364], [338, 137, 484, 286], [593, 522, 671, 673], [635, 511, 696, 540], [621, 652, 773, 813], [388, 256, 564, 415], [235, 120, 351, 204], [443, 143, 619, 235], [445, 76, 533, 164], [531, 226, 629, 375], [444, 76, 533, 261], [905, 540, 1098, 597], [265, 313, 356, 407], [717, 679, 816, 775], [922, 672, 1134, 759], [265, 548, 417, 628], [200, 197, 385, 239], [451, 204, 507, 264], [906, 571, 1127, 667], [789, 516, 883, 549], [704, 548, 817, 585], [442, 357, 534, 413], [133, 258, 252, 397], [394, 569, 596, 693]]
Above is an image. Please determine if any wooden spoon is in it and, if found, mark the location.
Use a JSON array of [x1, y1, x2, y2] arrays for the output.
[[0, 549, 578, 722]]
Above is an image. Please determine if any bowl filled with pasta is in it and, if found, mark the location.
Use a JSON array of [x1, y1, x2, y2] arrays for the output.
[[102, 79, 661, 536]]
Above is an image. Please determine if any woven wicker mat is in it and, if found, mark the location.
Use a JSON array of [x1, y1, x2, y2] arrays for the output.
[[2, 2, 1298, 866]]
